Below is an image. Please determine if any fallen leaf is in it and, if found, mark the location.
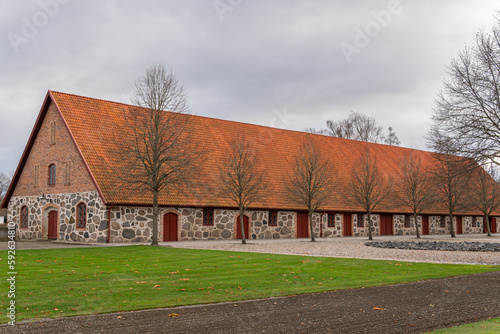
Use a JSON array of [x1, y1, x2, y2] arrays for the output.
[[168, 313, 180, 317], [373, 307, 386, 311]]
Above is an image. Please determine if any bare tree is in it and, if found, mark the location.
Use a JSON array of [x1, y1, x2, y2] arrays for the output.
[[471, 164, 500, 237], [348, 149, 392, 240], [327, 112, 384, 142], [307, 112, 401, 146], [219, 138, 267, 244], [395, 152, 434, 238], [430, 153, 473, 238], [384, 127, 401, 146], [119, 64, 200, 246], [286, 139, 336, 242], [0, 172, 11, 205], [430, 15, 500, 165]]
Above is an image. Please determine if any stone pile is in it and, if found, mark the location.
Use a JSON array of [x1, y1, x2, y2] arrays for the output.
[[365, 240, 500, 252]]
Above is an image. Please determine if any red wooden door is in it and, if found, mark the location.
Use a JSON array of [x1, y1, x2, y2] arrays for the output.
[[236, 215, 249, 239], [380, 215, 393, 235], [163, 213, 178, 241], [343, 214, 352, 236], [486, 217, 497, 233], [422, 216, 429, 235], [296, 212, 308, 238], [48, 211, 58, 240], [456, 216, 463, 235]]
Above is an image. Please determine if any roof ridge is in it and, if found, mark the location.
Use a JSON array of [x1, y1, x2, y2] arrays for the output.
[[49, 90, 432, 154]]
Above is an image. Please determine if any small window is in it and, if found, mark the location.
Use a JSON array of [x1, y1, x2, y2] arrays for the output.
[[20, 206, 29, 229], [203, 209, 214, 226], [440, 216, 446, 228], [328, 213, 335, 227], [268, 211, 277, 226], [357, 214, 364, 228], [48, 164, 56, 186], [404, 216, 411, 228], [77, 203, 86, 229], [472, 217, 477, 228]]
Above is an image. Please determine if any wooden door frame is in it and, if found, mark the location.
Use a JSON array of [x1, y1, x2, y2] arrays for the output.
[[42, 204, 60, 240], [456, 216, 463, 235], [343, 214, 352, 237], [235, 214, 251, 240], [160, 209, 180, 242], [379, 214, 394, 236], [296, 212, 309, 238], [422, 215, 430, 235], [48, 211, 58, 240]]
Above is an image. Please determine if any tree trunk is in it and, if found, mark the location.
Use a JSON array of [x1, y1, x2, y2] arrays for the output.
[[151, 190, 159, 246], [449, 213, 456, 238], [309, 210, 315, 242], [414, 212, 420, 239], [485, 214, 492, 237], [239, 208, 247, 245], [367, 212, 373, 240]]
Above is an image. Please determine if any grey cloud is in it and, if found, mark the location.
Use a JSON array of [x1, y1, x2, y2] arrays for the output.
[[1, 0, 499, 174]]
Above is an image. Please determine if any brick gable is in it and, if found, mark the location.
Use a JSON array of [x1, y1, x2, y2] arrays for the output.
[[12, 101, 97, 197]]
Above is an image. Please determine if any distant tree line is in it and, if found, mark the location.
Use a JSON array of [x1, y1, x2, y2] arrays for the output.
[[306, 112, 401, 146]]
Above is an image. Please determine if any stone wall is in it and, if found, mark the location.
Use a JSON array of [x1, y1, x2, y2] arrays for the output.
[[352, 214, 379, 237], [8, 191, 107, 243], [393, 215, 412, 236], [463, 216, 481, 234], [429, 216, 451, 235], [107, 207, 297, 242], [179, 209, 296, 241], [108, 206, 154, 243], [321, 214, 343, 238], [7, 193, 498, 244]]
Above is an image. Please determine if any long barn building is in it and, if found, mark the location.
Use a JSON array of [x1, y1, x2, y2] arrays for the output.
[[1, 91, 498, 243]]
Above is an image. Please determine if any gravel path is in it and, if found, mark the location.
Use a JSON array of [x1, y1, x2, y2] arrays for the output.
[[169, 235, 500, 266]]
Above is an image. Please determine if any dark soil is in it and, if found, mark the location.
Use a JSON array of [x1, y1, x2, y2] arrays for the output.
[[2, 271, 499, 334]]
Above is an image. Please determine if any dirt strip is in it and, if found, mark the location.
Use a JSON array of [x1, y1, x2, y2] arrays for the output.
[[2, 271, 499, 334]]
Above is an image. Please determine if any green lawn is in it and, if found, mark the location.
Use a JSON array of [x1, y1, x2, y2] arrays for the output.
[[431, 317, 500, 333], [1, 246, 499, 323]]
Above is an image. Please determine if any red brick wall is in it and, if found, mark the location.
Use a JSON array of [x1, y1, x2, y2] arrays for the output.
[[12, 101, 97, 197]]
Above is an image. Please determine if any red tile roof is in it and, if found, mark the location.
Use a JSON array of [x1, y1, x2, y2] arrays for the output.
[[1, 90, 486, 215]]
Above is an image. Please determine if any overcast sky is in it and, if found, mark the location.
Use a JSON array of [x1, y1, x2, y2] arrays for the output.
[[1, 0, 499, 175]]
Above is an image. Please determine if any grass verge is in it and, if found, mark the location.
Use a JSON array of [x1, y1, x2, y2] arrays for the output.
[[431, 317, 500, 333], [1, 245, 498, 323]]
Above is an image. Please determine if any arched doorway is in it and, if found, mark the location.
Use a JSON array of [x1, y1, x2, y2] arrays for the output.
[[163, 212, 178, 242], [236, 215, 249, 240]]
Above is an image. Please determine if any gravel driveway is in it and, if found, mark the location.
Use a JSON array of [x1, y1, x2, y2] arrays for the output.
[[169, 234, 500, 266]]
